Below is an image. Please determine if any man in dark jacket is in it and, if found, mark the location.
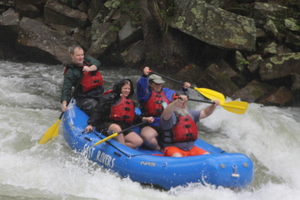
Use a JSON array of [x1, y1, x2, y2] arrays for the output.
[[61, 45, 104, 115]]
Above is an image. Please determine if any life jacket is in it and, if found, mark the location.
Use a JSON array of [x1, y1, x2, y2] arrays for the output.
[[103, 89, 113, 95], [109, 95, 135, 124], [81, 70, 104, 92], [170, 114, 198, 142], [144, 91, 170, 116], [64, 62, 104, 92]]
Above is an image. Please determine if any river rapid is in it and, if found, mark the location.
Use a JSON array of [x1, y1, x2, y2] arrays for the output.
[[0, 61, 300, 200]]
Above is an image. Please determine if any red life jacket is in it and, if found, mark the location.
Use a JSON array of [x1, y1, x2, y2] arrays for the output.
[[171, 114, 198, 142], [81, 71, 104, 92], [110, 95, 135, 124], [144, 91, 170, 116], [63, 62, 104, 92]]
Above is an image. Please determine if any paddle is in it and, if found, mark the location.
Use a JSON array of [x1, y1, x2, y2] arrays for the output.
[[149, 71, 225, 103], [188, 98, 248, 114], [93, 120, 149, 146], [39, 73, 85, 144]]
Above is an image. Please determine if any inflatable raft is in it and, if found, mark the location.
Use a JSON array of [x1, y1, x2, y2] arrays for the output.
[[62, 102, 254, 190]]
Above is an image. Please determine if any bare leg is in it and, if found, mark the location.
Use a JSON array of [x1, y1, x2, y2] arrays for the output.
[[140, 126, 160, 150], [124, 131, 143, 149], [108, 124, 125, 144]]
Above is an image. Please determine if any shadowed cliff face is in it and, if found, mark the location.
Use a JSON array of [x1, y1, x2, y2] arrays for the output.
[[0, 0, 300, 106]]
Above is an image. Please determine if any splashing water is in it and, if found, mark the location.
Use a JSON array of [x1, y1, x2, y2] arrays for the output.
[[0, 61, 299, 200]]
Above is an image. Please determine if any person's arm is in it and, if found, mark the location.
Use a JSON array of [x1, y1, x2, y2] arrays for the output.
[[61, 69, 76, 111], [161, 95, 188, 121], [200, 100, 220, 119], [83, 56, 101, 72], [136, 67, 151, 103], [163, 87, 176, 102], [133, 114, 154, 124], [85, 94, 113, 132]]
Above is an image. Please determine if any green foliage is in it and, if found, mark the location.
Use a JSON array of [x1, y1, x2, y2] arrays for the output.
[[251, 88, 264, 98], [104, 0, 141, 21], [239, 58, 249, 65], [110, 26, 120, 32], [273, 14, 286, 35], [104, 0, 121, 9], [160, 0, 176, 20]]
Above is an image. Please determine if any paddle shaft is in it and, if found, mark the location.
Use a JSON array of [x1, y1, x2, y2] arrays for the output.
[[93, 120, 149, 146], [188, 98, 215, 104], [150, 71, 248, 114], [114, 120, 149, 135], [39, 72, 85, 144], [150, 70, 203, 92], [60, 72, 86, 118], [150, 71, 184, 85]]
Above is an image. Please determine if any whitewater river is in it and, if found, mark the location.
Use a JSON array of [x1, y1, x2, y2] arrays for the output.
[[0, 61, 300, 200]]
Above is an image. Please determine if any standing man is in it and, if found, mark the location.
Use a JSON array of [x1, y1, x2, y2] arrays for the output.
[[136, 66, 190, 151], [61, 45, 104, 115], [160, 94, 220, 157]]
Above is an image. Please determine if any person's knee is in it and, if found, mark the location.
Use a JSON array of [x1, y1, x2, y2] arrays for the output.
[[172, 153, 182, 157], [136, 137, 143, 146], [141, 127, 157, 139]]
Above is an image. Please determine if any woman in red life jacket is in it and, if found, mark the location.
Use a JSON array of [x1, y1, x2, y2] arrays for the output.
[[85, 79, 154, 149], [61, 45, 104, 116], [160, 94, 220, 157]]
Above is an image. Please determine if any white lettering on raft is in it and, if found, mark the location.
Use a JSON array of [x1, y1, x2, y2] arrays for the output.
[[83, 144, 115, 168], [140, 161, 156, 167], [96, 151, 115, 168]]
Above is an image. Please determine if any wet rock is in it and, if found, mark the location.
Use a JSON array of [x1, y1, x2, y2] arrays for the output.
[[258, 86, 293, 106], [122, 40, 145, 68], [247, 54, 263, 73], [263, 19, 281, 41], [0, 8, 19, 25], [232, 80, 276, 102], [285, 18, 300, 33], [87, 0, 108, 22], [87, 23, 118, 59], [17, 17, 75, 64], [169, 0, 256, 51], [15, 3, 41, 18], [285, 32, 300, 51], [196, 62, 242, 97], [259, 52, 300, 81], [291, 74, 300, 92], [264, 42, 292, 55], [44, 0, 88, 28], [253, 2, 288, 27]]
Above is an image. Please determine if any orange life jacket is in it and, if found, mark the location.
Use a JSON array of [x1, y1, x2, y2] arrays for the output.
[[109, 95, 135, 124]]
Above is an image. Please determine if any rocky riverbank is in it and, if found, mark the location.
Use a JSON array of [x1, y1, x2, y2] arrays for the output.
[[0, 0, 300, 106]]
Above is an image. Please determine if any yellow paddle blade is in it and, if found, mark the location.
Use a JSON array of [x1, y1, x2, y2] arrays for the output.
[[39, 119, 61, 144], [193, 88, 225, 103], [93, 132, 119, 146], [220, 101, 248, 114]]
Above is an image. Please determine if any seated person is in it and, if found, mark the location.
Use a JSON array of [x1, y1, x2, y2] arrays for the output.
[[160, 94, 220, 157], [85, 79, 153, 149]]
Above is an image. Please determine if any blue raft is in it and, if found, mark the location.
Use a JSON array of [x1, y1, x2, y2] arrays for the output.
[[62, 103, 254, 190]]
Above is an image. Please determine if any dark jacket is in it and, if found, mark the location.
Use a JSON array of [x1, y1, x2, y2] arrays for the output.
[[87, 91, 143, 130], [60, 56, 102, 102]]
